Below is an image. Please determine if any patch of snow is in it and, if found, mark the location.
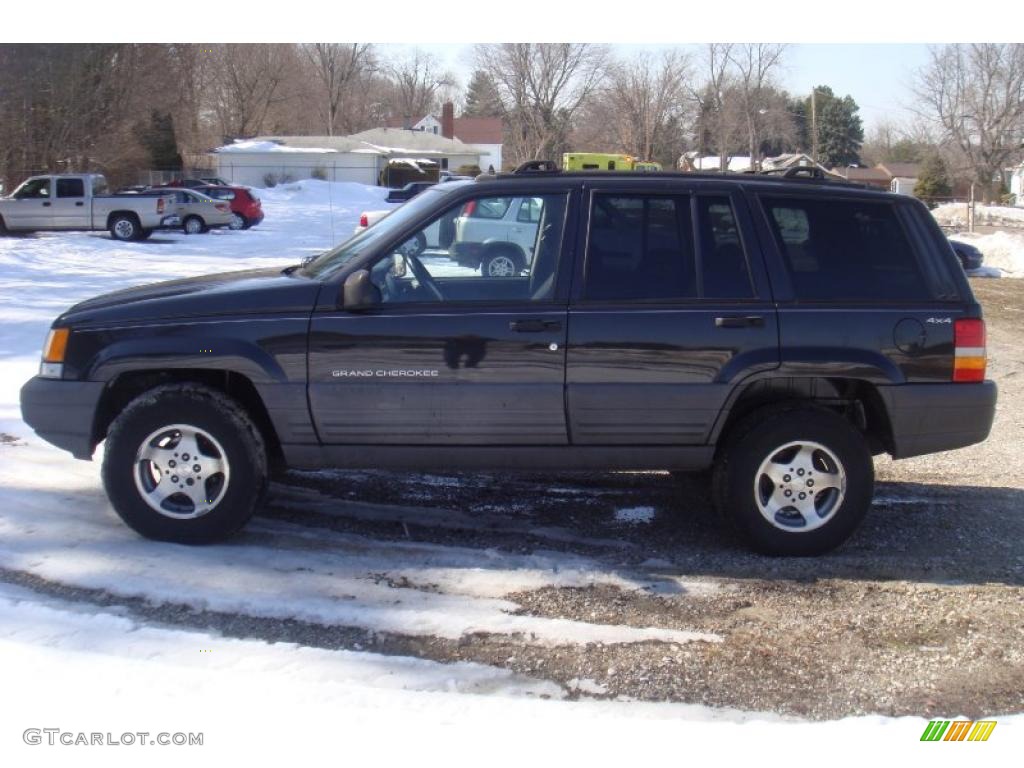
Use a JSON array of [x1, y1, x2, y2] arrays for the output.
[[933, 202, 1024, 228], [614, 506, 656, 525], [567, 677, 609, 696], [217, 139, 336, 154]]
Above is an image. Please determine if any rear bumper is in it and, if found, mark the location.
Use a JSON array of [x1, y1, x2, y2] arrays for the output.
[[20, 376, 105, 459], [880, 381, 997, 459]]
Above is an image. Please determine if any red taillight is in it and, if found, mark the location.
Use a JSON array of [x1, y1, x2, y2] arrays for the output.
[[462, 200, 477, 216], [953, 318, 986, 382], [359, 214, 369, 227], [157, 198, 165, 214], [215, 203, 229, 212]]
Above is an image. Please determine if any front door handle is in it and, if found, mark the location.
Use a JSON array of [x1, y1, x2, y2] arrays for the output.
[[75, 201, 84, 206], [715, 315, 765, 329], [42, 202, 51, 207], [510, 319, 562, 333]]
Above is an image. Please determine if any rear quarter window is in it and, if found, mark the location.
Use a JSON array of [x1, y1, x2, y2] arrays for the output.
[[761, 196, 936, 302]]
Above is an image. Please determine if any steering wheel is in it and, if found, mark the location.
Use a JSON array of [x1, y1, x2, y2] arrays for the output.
[[404, 252, 445, 302]]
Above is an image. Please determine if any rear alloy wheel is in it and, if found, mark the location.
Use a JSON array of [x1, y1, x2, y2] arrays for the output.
[[482, 251, 520, 277], [183, 216, 206, 235], [109, 215, 139, 241], [228, 213, 246, 231], [712, 405, 873, 556], [102, 384, 267, 543]]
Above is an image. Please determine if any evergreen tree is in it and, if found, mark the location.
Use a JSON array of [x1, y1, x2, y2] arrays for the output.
[[914, 153, 952, 202], [136, 110, 182, 170], [807, 87, 863, 167], [462, 70, 503, 117]]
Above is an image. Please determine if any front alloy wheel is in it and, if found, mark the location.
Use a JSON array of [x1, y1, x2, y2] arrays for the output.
[[134, 424, 230, 519], [102, 384, 268, 543]]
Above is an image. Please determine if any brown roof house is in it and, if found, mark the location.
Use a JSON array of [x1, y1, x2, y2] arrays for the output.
[[384, 103, 504, 172]]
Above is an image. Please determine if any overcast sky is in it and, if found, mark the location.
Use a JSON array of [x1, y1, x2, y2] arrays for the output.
[[382, 43, 933, 134]]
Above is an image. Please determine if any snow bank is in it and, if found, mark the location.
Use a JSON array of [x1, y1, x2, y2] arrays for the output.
[[950, 231, 1024, 277], [933, 202, 1024, 228]]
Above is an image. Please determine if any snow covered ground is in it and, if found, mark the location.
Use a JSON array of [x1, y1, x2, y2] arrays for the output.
[[1, 181, 1020, 766], [949, 230, 1024, 277]]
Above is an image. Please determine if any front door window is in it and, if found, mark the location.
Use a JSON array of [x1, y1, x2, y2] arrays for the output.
[[369, 192, 569, 304]]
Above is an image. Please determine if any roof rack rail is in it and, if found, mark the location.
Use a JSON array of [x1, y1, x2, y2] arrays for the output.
[[760, 166, 831, 180], [512, 160, 560, 174]]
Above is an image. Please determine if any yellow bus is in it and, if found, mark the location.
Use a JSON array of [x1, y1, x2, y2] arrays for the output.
[[561, 153, 662, 172]]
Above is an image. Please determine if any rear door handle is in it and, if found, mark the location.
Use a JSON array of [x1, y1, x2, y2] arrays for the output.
[[42, 202, 51, 207], [510, 319, 562, 333], [715, 315, 765, 328], [75, 201, 84, 206]]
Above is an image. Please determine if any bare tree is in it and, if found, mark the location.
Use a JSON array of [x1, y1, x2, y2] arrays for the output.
[[915, 43, 1024, 198], [301, 43, 375, 135], [727, 44, 788, 168], [691, 44, 744, 169], [385, 49, 455, 124], [208, 44, 296, 139], [474, 43, 609, 164], [575, 50, 692, 166]]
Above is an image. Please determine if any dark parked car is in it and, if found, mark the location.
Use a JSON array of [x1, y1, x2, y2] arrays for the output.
[[949, 238, 984, 271], [385, 181, 435, 203], [155, 177, 232, 190], [21, 166, 996, 556]]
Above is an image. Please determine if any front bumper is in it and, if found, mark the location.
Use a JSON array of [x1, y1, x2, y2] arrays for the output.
[[880, 381, 997, 459], [20, 376, 105, 459]]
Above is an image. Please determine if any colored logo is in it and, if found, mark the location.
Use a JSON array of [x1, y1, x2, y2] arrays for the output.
[[921, 720, 997, 742]]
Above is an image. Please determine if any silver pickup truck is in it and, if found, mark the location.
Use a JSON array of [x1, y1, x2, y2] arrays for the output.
[[0, 173, 176, 241]]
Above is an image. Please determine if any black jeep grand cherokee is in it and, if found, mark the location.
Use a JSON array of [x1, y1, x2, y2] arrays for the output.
[[20, 166, 997, 555]]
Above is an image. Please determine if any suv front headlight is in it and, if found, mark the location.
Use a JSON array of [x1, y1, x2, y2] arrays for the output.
[[39, 327, 69, 379]]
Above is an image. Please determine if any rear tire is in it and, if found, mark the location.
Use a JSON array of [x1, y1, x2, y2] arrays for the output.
[[102, 384, 268, 544], [109, 214, 141, 241], [137, 228, 153, 240], [712, 405, 873, 556], [481, 248, 523, 277]]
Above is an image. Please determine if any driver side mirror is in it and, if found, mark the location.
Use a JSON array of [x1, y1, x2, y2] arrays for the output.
[[342, 269, 381, 311]]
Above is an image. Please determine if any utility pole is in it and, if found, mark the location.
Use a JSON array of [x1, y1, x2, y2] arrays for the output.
[[810, 87, 818, 163]]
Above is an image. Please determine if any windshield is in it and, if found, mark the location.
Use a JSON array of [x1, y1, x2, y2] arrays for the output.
[[299, 184, 462, 278]]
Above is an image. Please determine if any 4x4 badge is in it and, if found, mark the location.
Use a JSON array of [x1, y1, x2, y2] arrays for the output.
[[925, 317, 952, 324]]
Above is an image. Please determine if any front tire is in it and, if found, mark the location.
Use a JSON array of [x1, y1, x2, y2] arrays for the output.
[[102, 384, 268, 543], [712, 405, 873, 556], [183, 216, 206, 235]]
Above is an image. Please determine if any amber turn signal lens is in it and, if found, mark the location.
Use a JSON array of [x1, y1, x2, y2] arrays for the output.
[[43, 328, 69, 363]]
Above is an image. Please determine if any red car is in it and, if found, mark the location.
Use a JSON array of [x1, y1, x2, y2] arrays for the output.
[[197, 185, 264, 230]]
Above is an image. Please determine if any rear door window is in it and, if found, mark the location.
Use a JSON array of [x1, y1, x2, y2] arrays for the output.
[[761, 196, 933, 301], [56, 178, 85, 198], [696, 196, 754, 298], [585, 195, 697, 301]]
